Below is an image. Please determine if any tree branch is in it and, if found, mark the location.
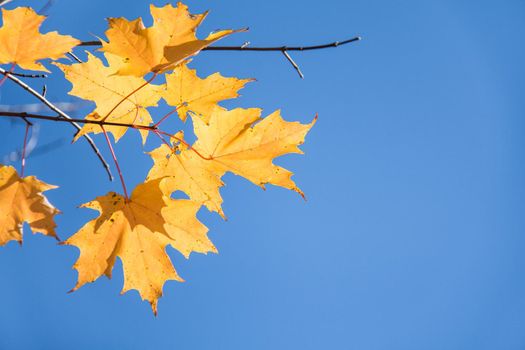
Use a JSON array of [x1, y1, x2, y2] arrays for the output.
[[8, 71, 48, 78], [0, 68, 114, 181], [0, 111, 154, 130], [281, 50, 304, 79], [78, 36, 360, 78], [0, 111, 224, 162], [77, 36, 361, 51], [0, 36, 359, 177], [67, 51, 83, 63]]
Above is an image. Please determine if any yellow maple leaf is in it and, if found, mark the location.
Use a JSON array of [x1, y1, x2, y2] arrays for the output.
[[148, 144, 226, 217], [147, 108, 316, 217], [54, 52, 164, 142], [163, 63, 254, 122], [0, 7, 79, 72], [100, 2, 244, 77], [64, 179, 215, 315], [0, 165, 59, 246]]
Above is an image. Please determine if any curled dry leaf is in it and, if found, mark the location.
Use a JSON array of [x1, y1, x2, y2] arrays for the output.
[[64, 179, 215, 315], [0, 165, 60, 246], [148, 108, 316, 218], [0, 7, 79, 72], [100, 2, 244, 77]]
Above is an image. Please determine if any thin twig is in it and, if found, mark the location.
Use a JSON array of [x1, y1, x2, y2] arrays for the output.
[[281, 50, 304, 79], [21, 116, 33, 126], [67, 51, 83, 63], [153, 106, 180, 128], [78, 36, 362, 51], [153, 130, 173, 150], [0, 112, 214, 162], [7, 71, 48, 78], [78, 36, 360, 78], [0, 111, 153, 128], [155, 130, 212, 161], [0, 0, 14, 8], [0, 67, 113, 181]]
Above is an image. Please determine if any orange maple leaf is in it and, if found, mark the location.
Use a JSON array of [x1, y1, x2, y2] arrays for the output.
[[148, 108, 316, 217], [163, 63, 254, 122], [55, 52, 163, 142], [0, 165, 60, 245], [99, 2, 244, 77], [64, 179, 215, 315], [0, 7, 79, 72]]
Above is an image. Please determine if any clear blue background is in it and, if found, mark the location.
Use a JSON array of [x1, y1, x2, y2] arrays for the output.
[[1, 0, 524, 349]]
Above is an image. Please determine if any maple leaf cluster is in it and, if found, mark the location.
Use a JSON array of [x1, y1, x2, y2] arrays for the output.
[[0, 3, 315, 314]]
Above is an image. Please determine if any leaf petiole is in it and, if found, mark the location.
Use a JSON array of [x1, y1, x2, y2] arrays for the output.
[[101, 73, 158, 123], [101, 125, 129, 200]]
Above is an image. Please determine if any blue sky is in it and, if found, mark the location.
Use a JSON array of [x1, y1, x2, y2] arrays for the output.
[[0, 0, 524, 349]]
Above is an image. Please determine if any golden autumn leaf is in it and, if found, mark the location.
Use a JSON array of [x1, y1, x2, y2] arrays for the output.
[[147, 108, 316, 217], [0, 7, 79, 72], [54, 52, 163, 142], [64, 179, 215, 315], [163, 63, 254, 122], [148, 144, 226, 217], [0, 165, 59, 246], [100, 2, 244, 77]]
